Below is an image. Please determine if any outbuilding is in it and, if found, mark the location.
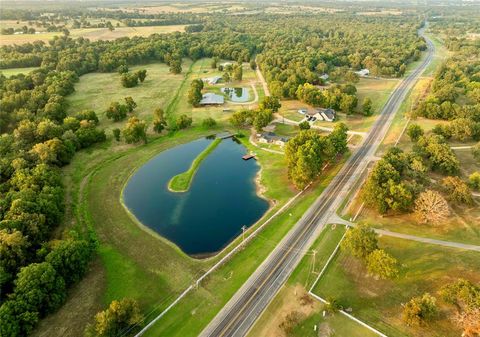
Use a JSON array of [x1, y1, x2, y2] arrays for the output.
[[199, 93, 224, 105]]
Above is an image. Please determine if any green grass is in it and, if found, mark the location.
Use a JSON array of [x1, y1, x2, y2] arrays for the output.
[[0, 66, 40, 76], [312, 236, 480, 337], [168, 138, 221, 192], [66, 61, 189, 133], [247, 224, 379, 337], [290, 311, 379, 337]]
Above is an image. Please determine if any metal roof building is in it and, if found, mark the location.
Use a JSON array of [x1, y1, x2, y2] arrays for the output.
[[200, 93, 225, 105]]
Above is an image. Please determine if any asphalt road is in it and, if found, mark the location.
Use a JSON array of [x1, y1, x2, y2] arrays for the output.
[[200, 30, 435, 337]]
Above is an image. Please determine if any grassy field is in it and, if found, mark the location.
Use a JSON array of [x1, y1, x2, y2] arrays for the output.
[[312, 236, 480, 337], [67, 61, 189, 132], [0, 25, 186, 46], [247, 224, 379, 337], [168, 138, 221, 192], [0, 66, 40, 76]]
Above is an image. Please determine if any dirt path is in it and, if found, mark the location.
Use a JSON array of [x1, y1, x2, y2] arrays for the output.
[[255, 59, 270, 97]]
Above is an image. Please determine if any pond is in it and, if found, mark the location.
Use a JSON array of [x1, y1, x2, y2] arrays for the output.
[[123, 137, 269, 256], [221, 87, 250, 102]]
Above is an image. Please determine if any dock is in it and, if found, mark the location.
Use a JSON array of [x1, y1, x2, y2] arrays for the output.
[[242, 154, 256, 160], [216, 132, 234, 139]]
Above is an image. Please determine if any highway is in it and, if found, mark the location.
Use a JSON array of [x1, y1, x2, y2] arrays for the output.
[[200, 30, 434, 337]]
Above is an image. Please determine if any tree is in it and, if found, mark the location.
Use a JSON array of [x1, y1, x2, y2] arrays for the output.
[[285, 130, 325, 189], [105, 102, 128, 122], [202, 117, 217, 128], [341, 224, 378, 259], [13, 262, 66, 316], [414, 190, 450, 224], [122, 117, 147, 144], [468, 171, 480, 190], [112, 128, 120, 141], [259, 96, 281, 112], [407, 123, 424, 142], [175, 114, 192, 130], [135, 69, 147, 82], [117, 64, 128, 74], [402, 293, 438, 326], [233, 64, 243, 81], [0, 229, 28, 283], [328, 123, 349, 155], [442, 176, 473, 205], [152, 108, 167, 134], [211, 57, 218, 69], [340, 94, 357, 115], [223, 71, 231, 83], [253, 109, 273, 131], [85, 298, 143, 337], [124, 97, 137, 113], [169, 60, 182, 74], [362, 97, 373, 116], [473, 142, 480, 162], [366, 249, 399, 279], [120, 73, 138, 88], [45, 239, 93, 287], [299, 121, 310, 130], [249, 59, 257, 70]]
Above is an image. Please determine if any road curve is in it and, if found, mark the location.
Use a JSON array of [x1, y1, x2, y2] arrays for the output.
[[200, 29, 434, 337]]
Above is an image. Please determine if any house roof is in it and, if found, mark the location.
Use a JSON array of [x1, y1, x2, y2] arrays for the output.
[[203, 76, 222, 84], [260, 132, 290, 143], [200, 93, 224, 105]]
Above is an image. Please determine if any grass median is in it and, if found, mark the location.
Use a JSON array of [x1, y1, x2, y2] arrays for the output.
[[168, 138, 222, 192]]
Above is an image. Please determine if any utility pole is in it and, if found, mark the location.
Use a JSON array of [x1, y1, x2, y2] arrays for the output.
[[312, 250, 317, 274], [241, 225, 247, 247]]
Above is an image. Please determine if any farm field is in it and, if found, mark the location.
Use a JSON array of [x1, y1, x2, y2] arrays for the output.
[[0, 25, 187, 46], [311, 236, 480, 337]]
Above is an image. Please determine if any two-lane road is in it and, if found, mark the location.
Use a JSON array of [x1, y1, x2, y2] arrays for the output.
[[200, 30, 434, 337]]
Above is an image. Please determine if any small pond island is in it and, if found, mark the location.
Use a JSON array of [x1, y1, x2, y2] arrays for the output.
[[123, 136, 269, 256]]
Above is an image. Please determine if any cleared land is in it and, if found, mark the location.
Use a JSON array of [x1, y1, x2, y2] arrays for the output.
[[168, 138, 221, 192], [278, 77, 399, 133], [0, 25, 186, 46], [0, 66, 40, 76], [312, 236, 480, 337], [67, 61, 189, 132]]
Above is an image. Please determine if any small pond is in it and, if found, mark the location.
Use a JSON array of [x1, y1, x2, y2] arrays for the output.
[[123, 137, 269, 256], [221, 87, 250, 102]]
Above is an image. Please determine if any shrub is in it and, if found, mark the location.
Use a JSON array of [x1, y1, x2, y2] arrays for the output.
[[402, 293, 437, 326], [407, 123, 424, 142], [202, 117, 217, 128]]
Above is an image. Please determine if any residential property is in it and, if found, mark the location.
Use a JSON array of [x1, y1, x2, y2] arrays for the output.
[[355, 68, 370, 77], [305, 108, 336, 122], [203, 76, 222, 85], [318, 108, 336, 122], [257, 132, 290, 146], [199, 93, 224, 105]]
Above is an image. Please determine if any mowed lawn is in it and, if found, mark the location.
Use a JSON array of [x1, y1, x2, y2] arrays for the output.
[[0, 25, 187, 46], [312, 236, 480, 337], [66, 61, 189, 131]]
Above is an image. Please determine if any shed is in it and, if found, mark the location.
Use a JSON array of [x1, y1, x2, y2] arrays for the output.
[[200, 93, 224, 105]]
